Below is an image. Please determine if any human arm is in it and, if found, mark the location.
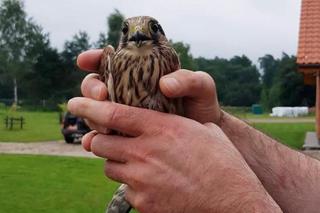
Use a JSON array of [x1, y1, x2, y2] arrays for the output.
[[219, 111, 320, 212]]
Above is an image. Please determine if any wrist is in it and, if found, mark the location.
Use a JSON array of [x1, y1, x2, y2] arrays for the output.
[[196, 159, 282, 213], [238, 193, 282, 213], [219, 177, 282, 213], [205, 182, 282, 213]]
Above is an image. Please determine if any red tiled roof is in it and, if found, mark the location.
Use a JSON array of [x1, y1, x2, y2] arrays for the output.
[[297, 0, 320, 65]]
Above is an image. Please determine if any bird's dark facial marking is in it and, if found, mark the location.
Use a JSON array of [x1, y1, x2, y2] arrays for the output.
[[149, 20, 165, 36], [122, 24, 129, 35], [150, 22, 159, 34], [148, 20, 166, 44], [128, 32, 151, 43], [121, 22, 130, 45]]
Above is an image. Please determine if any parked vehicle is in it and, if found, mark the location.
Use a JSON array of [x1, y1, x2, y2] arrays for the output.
[[61, 111, 90, 143]]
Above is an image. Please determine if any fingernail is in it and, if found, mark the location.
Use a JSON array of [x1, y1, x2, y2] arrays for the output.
[[92, 85, 102, 100], [162, 78, 180, 92], [67, 98, 76, 113]]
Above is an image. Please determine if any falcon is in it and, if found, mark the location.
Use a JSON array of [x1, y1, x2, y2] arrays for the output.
[[98, 16, 183, 213]]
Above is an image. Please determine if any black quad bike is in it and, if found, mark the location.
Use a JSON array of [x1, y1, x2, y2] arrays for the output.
[[61, 112, 91, 143]]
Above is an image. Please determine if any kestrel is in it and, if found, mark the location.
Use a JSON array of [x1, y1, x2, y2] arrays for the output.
[[99, 16, 183, 213]]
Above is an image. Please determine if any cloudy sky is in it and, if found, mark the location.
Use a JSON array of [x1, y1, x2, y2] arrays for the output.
[[24, 0, 301, 63]]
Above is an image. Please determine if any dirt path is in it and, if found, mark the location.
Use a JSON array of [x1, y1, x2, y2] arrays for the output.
[[1, 141, 320, 162], [244, 118, 315, 123], [0, 141, 96, 158]]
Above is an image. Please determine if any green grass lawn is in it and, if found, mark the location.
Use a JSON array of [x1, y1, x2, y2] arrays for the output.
[[0, 122, 315, 212], [0, 154, 121, 213], [0, 108, 315, 150], [223, 106, 315, 120], [253, 122, 315, 149], [0, 109, 62, 142]]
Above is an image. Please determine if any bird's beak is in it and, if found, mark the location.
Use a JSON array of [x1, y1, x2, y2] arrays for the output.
[[128, 27, 151, 48]]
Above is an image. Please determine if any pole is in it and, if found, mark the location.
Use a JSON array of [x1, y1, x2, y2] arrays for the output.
[[317, 71, 320, 140]]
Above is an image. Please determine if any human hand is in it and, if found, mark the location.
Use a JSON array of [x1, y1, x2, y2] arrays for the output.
[[77, 49, 221, 125], [67, 98, 280, 213]]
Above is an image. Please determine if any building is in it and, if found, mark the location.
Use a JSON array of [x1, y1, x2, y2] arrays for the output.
[[297, 0, 320, 142]]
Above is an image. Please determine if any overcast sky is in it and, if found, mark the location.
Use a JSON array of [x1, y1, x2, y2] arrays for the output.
[[24, 0, 301, 63]]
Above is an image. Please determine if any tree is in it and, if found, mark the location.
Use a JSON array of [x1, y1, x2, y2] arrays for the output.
[[94, 32, 108, 49], [194, 55, 261, 106], [21, 38, 65, 105], [259, 54, 278, 89], [0, 0, 45, 104], [94, 9, 124, 48], [172, 41, 196, 70], [259, 54, 280, 109], [106, 9, 125, 47], [260, 53, 308, 108], [275, 54, 304, 106], [61, 31, 92, 98], [222, 56, 261, 106]]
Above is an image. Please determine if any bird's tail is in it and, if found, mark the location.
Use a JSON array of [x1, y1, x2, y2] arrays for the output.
[[106, 184, 132, 213]]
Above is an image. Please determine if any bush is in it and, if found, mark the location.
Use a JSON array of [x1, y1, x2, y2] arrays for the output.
[[0, 102, 6, 110]]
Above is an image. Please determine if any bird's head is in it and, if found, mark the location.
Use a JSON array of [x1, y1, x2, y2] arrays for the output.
[[119, 16, 168, 49]]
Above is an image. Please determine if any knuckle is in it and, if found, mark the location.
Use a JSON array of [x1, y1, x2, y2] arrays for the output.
[[133, 145, 154, 163], [131, 194, 147, 211], [188, 73, 202, 91], [204, 122, 223, 136], [104, 161, 127, 181], [166, 122, 184, 139], [90, 134, 101, 154], [103, 104, 132, 127], [195, 71, 216, 90], [103, 104, 120, 125], [104, 161, 113, 177], [204, 122, 218, 129], [156, 118, 185, 139], [149, 122, 177, 142], [117, 147, 130, 162], [127, 171, 145, 189], [104, 163, 121, 180], [84, 119, 95, 129]]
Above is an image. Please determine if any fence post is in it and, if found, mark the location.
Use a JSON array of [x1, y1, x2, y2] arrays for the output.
[[20, 116, 24, 129], [5, 116, 8, 128], [10, 117, 13, 130]]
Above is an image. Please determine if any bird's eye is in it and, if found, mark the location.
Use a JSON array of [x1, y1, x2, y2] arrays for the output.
[[122, 25, 129, 34], [150, 23, 159, 33]]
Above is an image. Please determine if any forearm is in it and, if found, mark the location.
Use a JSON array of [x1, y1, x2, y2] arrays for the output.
[[220, 111, 320, 212]]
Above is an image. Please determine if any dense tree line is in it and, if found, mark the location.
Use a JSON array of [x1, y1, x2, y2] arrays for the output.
[[0, 0, 315, 110]]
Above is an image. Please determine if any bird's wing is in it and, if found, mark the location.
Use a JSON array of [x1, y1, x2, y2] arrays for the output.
[[106, 184, 131, 213], [99, 45, 116, 102], [164, 46, 181, 74], [145, 46, 183, 115]]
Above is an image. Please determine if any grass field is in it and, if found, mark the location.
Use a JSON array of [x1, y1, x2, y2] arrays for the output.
[[253, 122, 315, 149], [0, 154, 121, 213], [0, 109, 62, 142], [0, 115, 315, 212], [223, 106, 315, 119], [0, 108, 315, 150]]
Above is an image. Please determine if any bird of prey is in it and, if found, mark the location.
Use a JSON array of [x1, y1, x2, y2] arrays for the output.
[[98, 16, 183, 213]]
